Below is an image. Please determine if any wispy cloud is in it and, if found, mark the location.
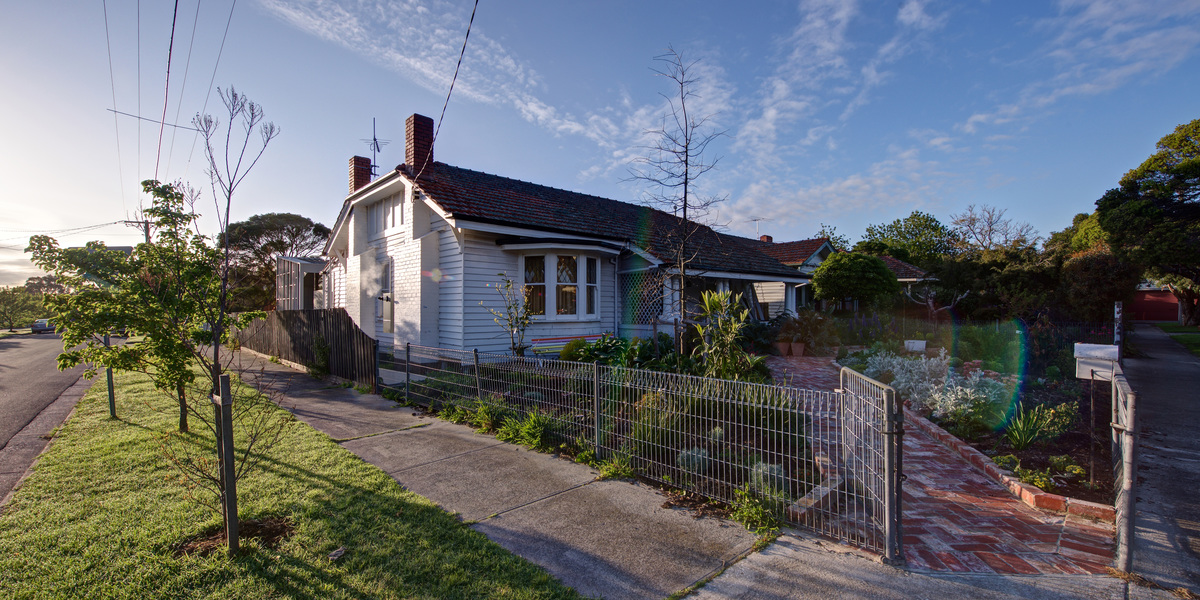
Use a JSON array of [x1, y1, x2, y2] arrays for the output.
[[735, 0, 857, 168], [260, 0, 601, 139], [960, 0, 1200, 133], [723, 147, 954, 238]]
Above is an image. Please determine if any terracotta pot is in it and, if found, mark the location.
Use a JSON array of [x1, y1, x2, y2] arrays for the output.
[[790, 342, 806, 357], [774, 341, 791, 356]]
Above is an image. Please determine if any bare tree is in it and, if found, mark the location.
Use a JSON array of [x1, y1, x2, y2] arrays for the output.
[[194, 87, 280, 392], [951, 204, 1040, 252], [907, 286, 970, 323], [627, 47, 726, 351]]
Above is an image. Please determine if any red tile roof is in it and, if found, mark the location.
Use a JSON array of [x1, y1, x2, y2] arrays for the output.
[[407, 163, 802, 278], [877, 255, 930, 281], [755, 238, 831, 265]]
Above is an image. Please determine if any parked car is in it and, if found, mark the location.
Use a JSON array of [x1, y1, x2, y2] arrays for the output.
[[31, 319, 55, 334]]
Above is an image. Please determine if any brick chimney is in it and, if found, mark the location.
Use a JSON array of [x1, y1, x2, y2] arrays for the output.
[[760, 234, 773, 243], [406, 113, 435, 176], [349, 156, 372, 193]]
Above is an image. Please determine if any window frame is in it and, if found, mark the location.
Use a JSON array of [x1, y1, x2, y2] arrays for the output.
[[520, 253, 601, 321]]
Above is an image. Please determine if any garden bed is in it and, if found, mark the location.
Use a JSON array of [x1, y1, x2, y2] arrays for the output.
[[910, 377, 1117, 519]]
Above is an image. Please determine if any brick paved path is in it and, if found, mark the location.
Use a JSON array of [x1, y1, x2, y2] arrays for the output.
[[766, 356, 1115, 574]]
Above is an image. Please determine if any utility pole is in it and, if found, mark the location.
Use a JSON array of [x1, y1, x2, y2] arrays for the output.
[[122, 220, 151, 245]]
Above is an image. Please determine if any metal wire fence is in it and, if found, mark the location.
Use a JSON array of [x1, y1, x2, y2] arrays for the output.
[[383, 343, 903, 559]]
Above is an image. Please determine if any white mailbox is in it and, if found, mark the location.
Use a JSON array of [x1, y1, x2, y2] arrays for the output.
[[1074, 343, 1118, 381]]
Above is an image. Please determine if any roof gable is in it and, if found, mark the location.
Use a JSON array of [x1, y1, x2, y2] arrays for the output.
[[755, 237, 832, 265]]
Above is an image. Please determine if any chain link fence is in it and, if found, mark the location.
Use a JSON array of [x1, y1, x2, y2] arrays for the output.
[[383, 344, 903, 559]]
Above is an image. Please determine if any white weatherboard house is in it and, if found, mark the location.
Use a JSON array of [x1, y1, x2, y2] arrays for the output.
[[320, 114, 808, 354]]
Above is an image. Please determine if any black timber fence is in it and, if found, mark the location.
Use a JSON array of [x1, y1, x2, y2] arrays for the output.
[[233, 308, 378, 391]]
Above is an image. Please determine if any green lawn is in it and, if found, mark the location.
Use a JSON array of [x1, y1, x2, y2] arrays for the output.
[[0, 370, 582, 600], [0, 328, 31, 339], [1156, 323, 1200, 334], [1170, 334, 1200, 358]]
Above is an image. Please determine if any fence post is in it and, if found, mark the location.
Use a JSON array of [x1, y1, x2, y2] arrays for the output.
[[213, 373, 238, 555], [883, 386, 905, 565], [1114, 376, 1137, 573], [373, 339, 380, 394], [405, 343, 411, 402], [104, 333, 116, 418], [593, 361, 602, 457], [472, 349, 483, 403]]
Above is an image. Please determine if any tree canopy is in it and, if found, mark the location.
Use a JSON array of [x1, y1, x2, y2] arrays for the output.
[[859, 210, 958, 268], [812, 252, 900, 308], [219, 212, 329, 311], [1096, 118, 1200, 323]]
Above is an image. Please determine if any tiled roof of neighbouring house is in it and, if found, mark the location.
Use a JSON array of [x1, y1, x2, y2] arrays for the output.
[[404, 162, 802, 279], [755, 237, 831, 265], [877, 255, 930, 281]]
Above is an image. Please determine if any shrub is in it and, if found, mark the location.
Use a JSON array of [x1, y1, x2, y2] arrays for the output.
[[731, 484, 780, 536], [307, 334, 331, 379], [559, 338, 589, 362], [864, 349, 951, 406], [472, 396, 511, 432], [748, 462, 787, 499], [597, 453, 635, 480], [1004, 401, 1077, 451], [994, 454, 1019, 472], [677, 447, 710, 475]]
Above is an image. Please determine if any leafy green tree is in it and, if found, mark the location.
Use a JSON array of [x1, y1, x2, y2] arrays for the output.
[[24, 275, 68, 295], [812, 253, 900, 309], [219, 213, 330, 311], [860, 210, 958, 268], [0, 286, 41, 331], [1096, 118, 1200, 323], [1061, 245, 1141, 322], [28, 182, 261, 432], [814, 222, 851, 250], [851, 239, 912, 263]]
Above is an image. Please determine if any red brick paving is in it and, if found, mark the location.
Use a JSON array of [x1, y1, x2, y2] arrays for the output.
[[767, 355, 1115, 575]]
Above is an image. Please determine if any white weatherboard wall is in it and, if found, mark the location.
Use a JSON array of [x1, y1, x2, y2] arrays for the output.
[[460, 230, 619, 355]]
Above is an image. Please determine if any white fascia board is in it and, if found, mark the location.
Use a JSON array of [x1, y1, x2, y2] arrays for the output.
[[659, 268, 808, 284], [498, 242, 622, 255], [455, 219, 610, 241], [326, 171, 407, 250]]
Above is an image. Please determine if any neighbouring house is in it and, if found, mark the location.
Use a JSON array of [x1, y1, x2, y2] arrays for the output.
[[276, 256, 326, 310], [753, 236, 837, 316], [319, 113, 808, 354], [1130, 284, 1184, 322], [752, 238, 932, 315]]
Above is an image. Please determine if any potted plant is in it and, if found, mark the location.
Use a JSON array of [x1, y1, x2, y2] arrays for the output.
[[791, 309, 840, 357]]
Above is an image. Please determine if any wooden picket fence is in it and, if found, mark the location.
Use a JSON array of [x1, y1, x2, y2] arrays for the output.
[[233, 308, 378, 391]]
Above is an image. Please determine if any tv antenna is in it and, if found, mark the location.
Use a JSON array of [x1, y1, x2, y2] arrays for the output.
[[360, 118, 391, 176], [748, 216, 771, 235]]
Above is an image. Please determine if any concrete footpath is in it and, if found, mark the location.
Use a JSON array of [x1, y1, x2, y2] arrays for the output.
[[1123, 323, 1200, 594], [0, 375, 92, 510], [233, 351, 1174, 600]]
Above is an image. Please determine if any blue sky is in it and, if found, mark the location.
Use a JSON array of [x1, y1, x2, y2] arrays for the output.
[[2, 0, 1200, 285]]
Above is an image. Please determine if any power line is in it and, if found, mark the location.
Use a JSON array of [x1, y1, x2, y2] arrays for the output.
[[155, 0, 182, 180], [101, 0, 127, 213], [137, 0, 142, 182], [106, 109, 199, 131], [165, 0, 203, 179], [186, 0, 239, 174], [414, 0, 480, 182]]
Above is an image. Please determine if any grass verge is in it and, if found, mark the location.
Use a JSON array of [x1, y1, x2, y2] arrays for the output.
[[0, 370, 581, 600], [1170, 333, 1200, 357], [1157, 323, 1200, 334]]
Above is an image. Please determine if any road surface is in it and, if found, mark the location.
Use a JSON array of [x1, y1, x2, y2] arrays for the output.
[[0, 334, 87, 450]]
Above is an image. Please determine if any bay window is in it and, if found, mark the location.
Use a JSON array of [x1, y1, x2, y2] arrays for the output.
[[521, 254, 599, 319]]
